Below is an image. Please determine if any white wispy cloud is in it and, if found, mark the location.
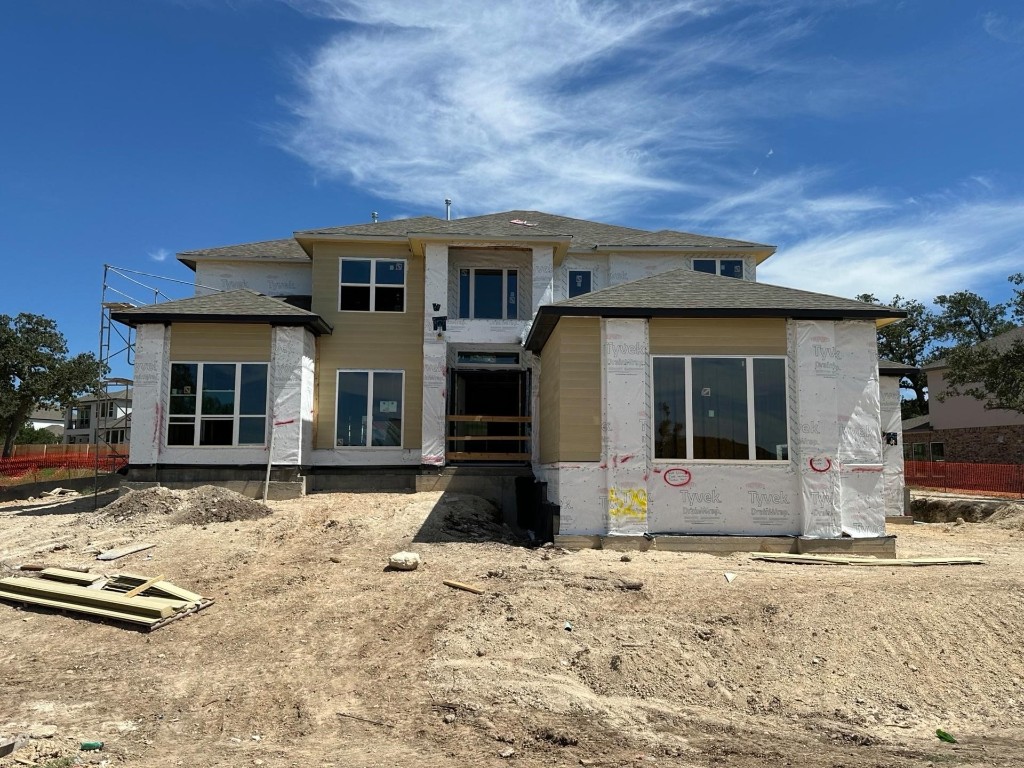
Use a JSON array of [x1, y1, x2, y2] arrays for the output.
[[982, 12, 1024, 44], [758, 196, 1024, 303], [148, 248, 171, 263], [278, 0, 881, 218]]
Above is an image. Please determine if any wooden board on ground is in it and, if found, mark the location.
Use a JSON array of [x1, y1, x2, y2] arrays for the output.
[[39, 567, 102, 586], [751, 553, 986, 567], [97, 543, 155, 561]]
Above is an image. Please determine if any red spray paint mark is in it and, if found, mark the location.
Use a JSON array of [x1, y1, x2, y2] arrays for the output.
[[808, 457, 832, 473], [663, 468, 692, 487]]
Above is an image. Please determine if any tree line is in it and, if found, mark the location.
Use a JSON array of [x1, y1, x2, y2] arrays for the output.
[[859, 273, 1024, 419]]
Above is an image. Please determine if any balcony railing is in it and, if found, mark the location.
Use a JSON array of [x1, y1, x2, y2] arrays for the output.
[[446, 415, 531, 462]]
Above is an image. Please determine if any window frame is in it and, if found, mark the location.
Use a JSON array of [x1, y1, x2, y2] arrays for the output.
[[334, 369, 406, 449], [693, 258, 745, 279], [457, 267, 520, 320], [650, 354, 790, 463], [567, 269, 594, 298], [165, 361, 269, 448], [338, 257, 407, 313]]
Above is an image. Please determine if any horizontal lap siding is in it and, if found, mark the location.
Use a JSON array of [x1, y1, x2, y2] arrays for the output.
[[556, 317, 601, 461], [649, 318, 787, 356], [539, 325, 561, 464], [169, 324, 271, 361], [311, 242, 424, 451]]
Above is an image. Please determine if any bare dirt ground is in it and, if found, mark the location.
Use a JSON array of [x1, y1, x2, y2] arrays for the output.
[[2, 488, 1024, 768]]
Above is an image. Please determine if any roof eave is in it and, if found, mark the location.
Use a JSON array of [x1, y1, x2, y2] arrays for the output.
[[110, 312, 333, 336], [587, 244, 776, 263], [525, 306, 905, 352]]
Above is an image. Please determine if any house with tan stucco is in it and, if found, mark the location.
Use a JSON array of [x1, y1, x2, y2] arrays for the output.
[[111, 211, 908, 542]]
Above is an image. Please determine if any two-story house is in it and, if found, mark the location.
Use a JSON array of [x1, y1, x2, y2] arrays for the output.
[[62, 388, 133, 446], [111, 211, 907, 540]]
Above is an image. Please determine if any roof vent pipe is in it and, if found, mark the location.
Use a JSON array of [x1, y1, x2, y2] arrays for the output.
[[444, 199, 452, 221]]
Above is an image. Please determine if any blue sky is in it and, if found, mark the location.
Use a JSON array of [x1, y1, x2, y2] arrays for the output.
[[3, 0, 1024, 363]]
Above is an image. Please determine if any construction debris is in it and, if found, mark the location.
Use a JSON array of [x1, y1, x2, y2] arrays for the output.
[[443, 579, 485, 595], [0, 571, 211, 630], [96, 542, 155, 561], [751, 553, 986, 567]]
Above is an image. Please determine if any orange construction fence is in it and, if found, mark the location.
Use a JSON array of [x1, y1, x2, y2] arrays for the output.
[[0, 444, 128, 482], [905, 460, 1024, 498]]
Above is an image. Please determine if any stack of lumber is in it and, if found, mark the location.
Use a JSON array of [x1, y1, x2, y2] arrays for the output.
[[0, 568, 212, 630]]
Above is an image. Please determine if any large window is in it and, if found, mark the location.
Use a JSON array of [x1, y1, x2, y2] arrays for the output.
[[167, 363, 268, 447], [694, 259, 744, 279], [70, 406, 91, 430], [653, 356, 788, 461], [336, 370, 404, 448], [339, 258, 406, 312], [458, 268, 519, 319]]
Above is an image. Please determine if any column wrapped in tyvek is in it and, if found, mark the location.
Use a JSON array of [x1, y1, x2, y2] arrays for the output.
[[269, 326, 306, 465], [421, 243, 449, 466], [879, 375, 905, 516], [128, 323, 170, 465], [788, 320, 842, 538], [834, 321, 885, 536], [602, 318, 650, 535], [300, 330, 316, 462], [530, 246, 554, 318]]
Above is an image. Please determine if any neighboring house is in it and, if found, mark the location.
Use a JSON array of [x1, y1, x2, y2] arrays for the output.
[[62, 389, 133, 446], [111, 210, 907, 540], [905, 326, 1024, 464], [28, 409, 65, 439]]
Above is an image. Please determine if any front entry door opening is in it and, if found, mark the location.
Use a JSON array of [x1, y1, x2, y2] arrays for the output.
[[448, 369, 530, 463]]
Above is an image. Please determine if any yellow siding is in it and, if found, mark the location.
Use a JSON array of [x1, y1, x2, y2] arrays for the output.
[[169, 324, 271, 362], [649, 318, 787, 356], [539, 325, 561, 464], [310, 241, 424, 450], [539, 317, 602, 462]]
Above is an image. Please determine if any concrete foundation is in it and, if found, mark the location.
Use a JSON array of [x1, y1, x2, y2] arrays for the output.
[[556, 533, 897, 557]]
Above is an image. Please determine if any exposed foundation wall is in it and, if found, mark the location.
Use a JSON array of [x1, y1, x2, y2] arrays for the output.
[[310, 241, 423, 455]]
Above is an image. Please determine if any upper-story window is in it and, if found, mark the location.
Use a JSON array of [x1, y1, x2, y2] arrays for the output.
[[694, 259, 744, 279], [70, 406, 91, 430], [458, 268, 519, 320], [339, 258, 406, 312], [568, 270, 593, 298], [97, 401, 119, 419]]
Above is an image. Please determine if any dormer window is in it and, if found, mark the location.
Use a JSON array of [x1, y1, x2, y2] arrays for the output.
[[694, 259, 744, 279]]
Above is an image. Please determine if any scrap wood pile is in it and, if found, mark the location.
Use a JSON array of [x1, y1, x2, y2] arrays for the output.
[[0, 568, 211, 630]]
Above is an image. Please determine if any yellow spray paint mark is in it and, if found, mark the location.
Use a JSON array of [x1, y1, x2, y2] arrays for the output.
[[609, 487, 648, 522]]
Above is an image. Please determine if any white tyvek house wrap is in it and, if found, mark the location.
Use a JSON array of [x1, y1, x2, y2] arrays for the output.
[[447, 249, 532, 320], [554, 255, 609, 301], [194, 262, 312, 297], [128, 323, 170, 465], [531, 246, 554, 316], [602, 319, 650, 535], [301, 329, 315, 461], [648, 464, 799, 535], [789, 320, 843, 538], [835, 321, 884, 537], [544, 463, 607, 535], [880, 376, 906, 516], [422, 243, 448, 466], [269, 326, 312, 465]]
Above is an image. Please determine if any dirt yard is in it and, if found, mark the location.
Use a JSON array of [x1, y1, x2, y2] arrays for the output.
[[2, 488, 1024, 768]]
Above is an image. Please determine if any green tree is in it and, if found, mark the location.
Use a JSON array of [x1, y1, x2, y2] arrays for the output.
[[856, 293, 935, 418], [0, 313, 107, 457], [932, 290, 1013, 347], [15, 424, 60, 445], [938, 275, 1024, 415]]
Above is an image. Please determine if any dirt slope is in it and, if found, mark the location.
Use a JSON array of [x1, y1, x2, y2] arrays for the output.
[[1, 490, 1024, 767]]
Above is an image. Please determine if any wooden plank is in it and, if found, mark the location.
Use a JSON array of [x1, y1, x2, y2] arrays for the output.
[[39, 568, 102, 586], [447, 452, 531, 461], [750, 553, 986, 567], [0, 577, 175, 618], [97, 543, 155, 561], [446, 415, 531, 423], [443, 580, 485, 595], [105, 575, 204, 603], [123, 574, 165, 599], [0, 590, 160, 626]]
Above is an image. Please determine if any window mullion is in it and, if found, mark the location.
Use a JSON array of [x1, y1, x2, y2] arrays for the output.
[[684, 357, 693, 460], [501, 270, 508, 320], [195, 364, 204, 448], [746, 357, 757, 460], [234, 364, 242, 447], [469, 269, 475, 320], [365, 372, 374, 447]]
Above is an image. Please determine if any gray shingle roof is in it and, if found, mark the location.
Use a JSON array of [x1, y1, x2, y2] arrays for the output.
[[901, 414, 932, 431], [109, 290, 332, 335], [177, 238, 310, 269], [878, 359, 920, 377], [298, 210, 771, 251], [525, 268, 905, 351]]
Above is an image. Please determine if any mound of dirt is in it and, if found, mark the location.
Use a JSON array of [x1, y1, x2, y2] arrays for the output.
[[96, 485, 272, 525], [985, 501, 1024, 531], [910, 496, 1006, 523]]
